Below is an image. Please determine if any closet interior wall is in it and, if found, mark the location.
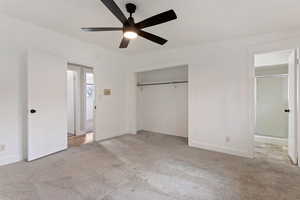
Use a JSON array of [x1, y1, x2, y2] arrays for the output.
[[136, 65, 188, 138]]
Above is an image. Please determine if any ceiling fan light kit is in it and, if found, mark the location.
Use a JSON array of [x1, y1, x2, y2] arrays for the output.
[[123, 31, 137, 39], [81, 0, 177, 48]]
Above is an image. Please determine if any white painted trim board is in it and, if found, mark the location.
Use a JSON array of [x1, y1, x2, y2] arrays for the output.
[[254, 135, 288, 145]]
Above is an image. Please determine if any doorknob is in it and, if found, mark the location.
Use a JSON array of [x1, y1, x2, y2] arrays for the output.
[[30, 109, 37, 114], [284, 109, 290, 113]]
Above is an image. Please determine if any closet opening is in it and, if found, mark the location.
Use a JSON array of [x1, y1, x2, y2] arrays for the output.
[[136, 65, 189, 140]]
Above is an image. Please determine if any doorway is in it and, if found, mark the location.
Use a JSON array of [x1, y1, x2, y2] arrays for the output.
[[85, 72, 96, 132], [67, 64, 95, 146], [67, 70, 78, 137], [254, 49, 298, 165]]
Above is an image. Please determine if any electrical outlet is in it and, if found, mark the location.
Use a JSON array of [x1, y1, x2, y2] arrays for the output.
[[225, 136, 231, 143], [0, 145, 5, 152]]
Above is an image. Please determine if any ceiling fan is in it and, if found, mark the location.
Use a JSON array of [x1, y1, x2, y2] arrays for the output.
[[81, 0, 177, 48]]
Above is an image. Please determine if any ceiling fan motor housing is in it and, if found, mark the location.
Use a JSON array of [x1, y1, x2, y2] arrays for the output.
[[126, 3, 136, 15], [124, 4, 137, 32], [82, 0, 177, 48]]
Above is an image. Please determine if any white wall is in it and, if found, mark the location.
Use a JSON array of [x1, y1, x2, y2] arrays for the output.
[[256, 76, 288, 138], [127, 29, 300, 158], [0, 13, 129, 166], [128, 45, 256, 157], [3, 11, 300, 165], [137, 66, 188, 83], [137, 66, 188, 137], [0, 51, 25, 165]]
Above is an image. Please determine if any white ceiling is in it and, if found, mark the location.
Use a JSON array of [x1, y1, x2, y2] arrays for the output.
[[1, 0, 300, 53]]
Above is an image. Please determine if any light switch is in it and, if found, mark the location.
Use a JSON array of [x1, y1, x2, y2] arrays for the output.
[[104, 89, 112, 96], [0, 145, 5, 152]]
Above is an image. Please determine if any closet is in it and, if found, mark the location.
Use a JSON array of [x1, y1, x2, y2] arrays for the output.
[[136, 65, 188, 138]]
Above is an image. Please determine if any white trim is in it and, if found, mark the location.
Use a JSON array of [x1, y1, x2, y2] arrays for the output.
[[67, 64, 96, 135], [296, 48, 300, 167], [67, 65, 82, 135], [247, 41, 300, 167], [256, 74, 288, 78], [83, 70, 96, 133], [95, 132, 126, 142], [189, 140, 253, 158], [138, 130, 188, 138], [0, 154, 23, 166], [254, 135, 288, 145]]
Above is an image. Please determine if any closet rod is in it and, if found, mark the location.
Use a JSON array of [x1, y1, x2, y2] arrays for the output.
[[68, 62, 94, 70], [137, 81, 188, 87], [256, 74, 288, 78]]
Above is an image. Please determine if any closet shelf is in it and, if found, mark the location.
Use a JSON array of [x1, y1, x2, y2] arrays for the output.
[[137, 81, 188, 87]]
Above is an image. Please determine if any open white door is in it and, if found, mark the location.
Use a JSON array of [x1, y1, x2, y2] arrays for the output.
[[67, 70, 76, 135], [85, 71, 96, 132], [27, 51, 68, 161], [288, 49, 299, 165]]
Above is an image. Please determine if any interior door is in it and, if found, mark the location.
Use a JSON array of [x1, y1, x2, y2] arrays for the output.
[[67, 70, 76, 135], [288, 49, 299, 165], [85, 72, 96, 132], [27, 51, 68, 161]]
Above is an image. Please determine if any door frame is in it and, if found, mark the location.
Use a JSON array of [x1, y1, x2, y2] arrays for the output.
[[254, 74, 289, 145], [67, 63, 96, 136], [248, 43, 300, 166], [83, 70, 96, 133], [67, 70, 77, 136], [67, 65, 82, 135]]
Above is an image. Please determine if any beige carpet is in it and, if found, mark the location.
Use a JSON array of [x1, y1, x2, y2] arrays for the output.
[[1, 131, 300, 200], [255, 140, 291, 165]]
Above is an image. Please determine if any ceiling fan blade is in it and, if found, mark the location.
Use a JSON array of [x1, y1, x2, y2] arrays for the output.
[[138, 30, 167, 45], [135, 10, 177, 29], [101, 0, 128, 24], [119, 37, 130, 48], [81, 27, 123, 31]]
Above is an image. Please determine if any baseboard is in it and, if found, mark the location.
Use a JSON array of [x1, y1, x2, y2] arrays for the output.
[[254, 135, 288, 145], [189, 140, 253, 158], [75, 130, 89, 136], [0, 154, 23, 166], [138, 129, 188, 138], [127, 130, 138, 135], [95, 132, 131, 142]]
